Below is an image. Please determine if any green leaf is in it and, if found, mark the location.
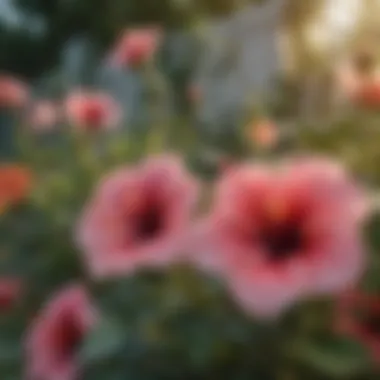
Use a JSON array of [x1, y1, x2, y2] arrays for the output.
[[81, 316, 126, 364], [0, 339, 21, 364], [293, 336, 371, 377], [365, 212, 380, 252]]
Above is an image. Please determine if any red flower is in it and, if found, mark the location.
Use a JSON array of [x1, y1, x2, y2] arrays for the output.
[[65, 91, 121, 131], [248, 118, 278, 149], [26, 285, 95, 380], [77, 155, 199, 278], [194, 158, 368, 318], [29, 100, 60, 133], [110, 27, 161, 68], [0, 164, 33, 214], [0, 75, 28, 109], [336, 291, 380, 364], [355, 79, 380, 109], [0, 278, 22, 311]]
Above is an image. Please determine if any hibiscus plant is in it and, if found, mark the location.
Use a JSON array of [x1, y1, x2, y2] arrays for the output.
[[2, 82, 380, 380]]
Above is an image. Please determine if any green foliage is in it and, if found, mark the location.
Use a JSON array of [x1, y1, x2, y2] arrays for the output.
[[2, 110, 380, 379], [293, 336, 370, 378], [295, 110, 380, 186]]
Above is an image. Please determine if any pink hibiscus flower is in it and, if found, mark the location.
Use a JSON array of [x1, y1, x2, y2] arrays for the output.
[[194, 157, 368, 318], [26, 285, 95, 380], [77, 155, 199, 278], [110, 27, 161, 68], [0, 75, 28, 109], [65, 90, 121, 131], [0, 277, 22, 311], [336, 290, 380, 364]]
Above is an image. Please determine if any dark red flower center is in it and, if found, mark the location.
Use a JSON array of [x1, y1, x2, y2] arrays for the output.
[[259, 220, 304, 261], [0, 289, 16, 310], [358, 311, 380, 337], [253, 201, 308, 263], [133, 203, 163, 241], [56, 314, 83, 360]]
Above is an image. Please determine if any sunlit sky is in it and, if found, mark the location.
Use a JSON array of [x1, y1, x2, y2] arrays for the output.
[[307, 0, 363, 53], [0, 0, 20, 26], [323, 0, 362, 33]]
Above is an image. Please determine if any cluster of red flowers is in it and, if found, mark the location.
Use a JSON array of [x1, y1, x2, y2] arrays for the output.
[[10, 154, 371, 380], [0, 76, 123, 133], [0, 27, 161, 135], [0, 74, 122, 134]]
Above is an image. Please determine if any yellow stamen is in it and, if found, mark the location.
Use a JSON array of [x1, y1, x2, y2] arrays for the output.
[[267, 197, 287, 222]]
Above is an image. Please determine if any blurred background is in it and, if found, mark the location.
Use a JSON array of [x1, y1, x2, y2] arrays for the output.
[[1, 0, 380, 159]]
